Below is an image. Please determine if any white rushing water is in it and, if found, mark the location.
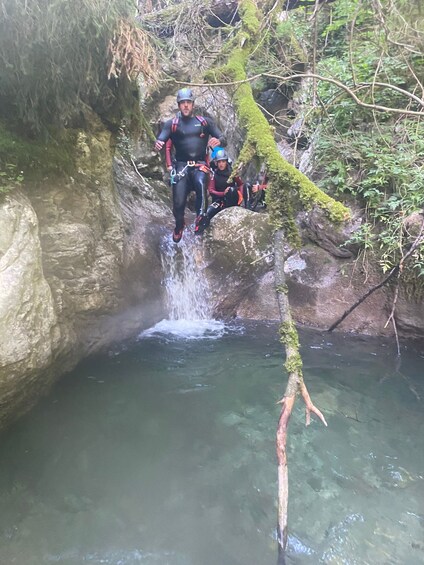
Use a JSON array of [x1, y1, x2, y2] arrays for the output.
[[140, 230, 226, 339]]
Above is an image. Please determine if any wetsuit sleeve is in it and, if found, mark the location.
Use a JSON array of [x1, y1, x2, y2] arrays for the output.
[[165, 139, 173, 168], [206, 117, 227, 147], [156, 119, 173, 143], [208, 176, 225, 198]]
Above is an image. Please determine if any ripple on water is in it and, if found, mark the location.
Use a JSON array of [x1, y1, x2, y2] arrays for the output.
[[46, 548, 189, 564]]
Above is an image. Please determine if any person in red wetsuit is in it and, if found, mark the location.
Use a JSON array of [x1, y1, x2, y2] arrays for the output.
[[154, 88, 226, 243], [205, 149, 243, 222]]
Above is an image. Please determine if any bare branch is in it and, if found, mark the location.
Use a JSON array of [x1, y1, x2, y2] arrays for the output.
[[178, 72, 424, 117], [328, 218, 424, 332]]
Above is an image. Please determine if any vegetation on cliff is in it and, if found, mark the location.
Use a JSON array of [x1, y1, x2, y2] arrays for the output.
[[288, 0, 424, 280], [0, 0, 158, 192]]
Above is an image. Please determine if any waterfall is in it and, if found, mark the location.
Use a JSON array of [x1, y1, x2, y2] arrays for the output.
[[140, 229, 225, 339], [160, 230, 211, 321]]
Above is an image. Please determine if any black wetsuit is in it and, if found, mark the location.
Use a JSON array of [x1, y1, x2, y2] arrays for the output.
[[157, 114, 225, 231], [206, 164, 242, 221]]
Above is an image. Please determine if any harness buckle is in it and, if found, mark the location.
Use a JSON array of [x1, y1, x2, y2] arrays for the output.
[[187, 161, 196, 167]]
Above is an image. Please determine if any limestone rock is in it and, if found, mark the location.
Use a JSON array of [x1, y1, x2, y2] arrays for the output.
[[0, 192, 61, 427], [283, 245, 391, 335], [297, 205, 362, 258], [203, 207, 274, 317], [0, 120, 170, 430]]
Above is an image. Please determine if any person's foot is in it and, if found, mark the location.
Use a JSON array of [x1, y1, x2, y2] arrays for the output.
[[172, 224, 185, 243], [194, 214, 209, 235]]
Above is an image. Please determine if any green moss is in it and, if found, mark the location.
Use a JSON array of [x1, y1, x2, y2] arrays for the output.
[[0, 122, 77, 181], [279, 321, 300, 349], [230, 141, 256, 181], [138, 111, 156, 143], [285, 352, 303, 374], [276, 283, 289, 294], [239, 0, 261, 36]]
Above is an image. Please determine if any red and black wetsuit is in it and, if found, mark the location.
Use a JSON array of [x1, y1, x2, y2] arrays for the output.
[[206, 164, 243, 221], [156, 114, 225, 231], [244, 172, 268, 210]]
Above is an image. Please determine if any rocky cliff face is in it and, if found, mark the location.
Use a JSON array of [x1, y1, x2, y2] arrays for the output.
[[203, 207, 424, 341], [0, 118, 169, 430], [0, 192, 60, 428]]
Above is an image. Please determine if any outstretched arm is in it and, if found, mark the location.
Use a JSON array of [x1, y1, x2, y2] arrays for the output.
[[154, 119, 172, 151]]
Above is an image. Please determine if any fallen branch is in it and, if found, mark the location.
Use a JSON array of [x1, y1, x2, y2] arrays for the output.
[[327, 264, 400, 332], [274, 230, 327, 559], [250, 251, 273, 265]]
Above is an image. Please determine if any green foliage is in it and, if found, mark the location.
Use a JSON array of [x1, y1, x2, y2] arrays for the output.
[[315, 121, 424, 273], [275, 15, 309, 46], [0, 0, 135, 133], [0, 164, 24, 196], [317, 0, 374, 57], [278, 0, 424, 280]]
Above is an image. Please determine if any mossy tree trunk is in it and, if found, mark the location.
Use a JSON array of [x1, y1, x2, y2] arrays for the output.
[[274, 231, 327, 558], [207, 0, 347, 558]]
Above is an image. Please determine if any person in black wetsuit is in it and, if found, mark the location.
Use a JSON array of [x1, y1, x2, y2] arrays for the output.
[[154, 88, 226, 243], [244, 168, 268, 211], [206, 149, 243, 222]]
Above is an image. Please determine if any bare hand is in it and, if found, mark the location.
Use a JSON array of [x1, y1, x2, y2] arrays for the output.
[[167, 166, 173, 172], [208, 137, 220, 149], [154, 140, 165, 151]]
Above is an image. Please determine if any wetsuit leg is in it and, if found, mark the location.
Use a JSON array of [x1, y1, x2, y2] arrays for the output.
[[172, 164, 190, 230], [192, 168, 209, 217], [206, 200, 224, 221], [224, 187, 239, 208], [243, 182, 252, 208]]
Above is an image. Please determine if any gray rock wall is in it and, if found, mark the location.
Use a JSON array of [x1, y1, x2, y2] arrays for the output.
[[0, 120, 169, 430], [0, 192, 61, 428], [203, 207, 424, 342]]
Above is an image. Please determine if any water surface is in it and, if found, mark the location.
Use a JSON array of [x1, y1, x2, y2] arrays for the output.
[[0, 321, 423, 565]]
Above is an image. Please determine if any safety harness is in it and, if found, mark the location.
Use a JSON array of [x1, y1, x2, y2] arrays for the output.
[[171, 114, 208, 137], [170, 161, 210, 185], [169, 114, 211, 184]]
